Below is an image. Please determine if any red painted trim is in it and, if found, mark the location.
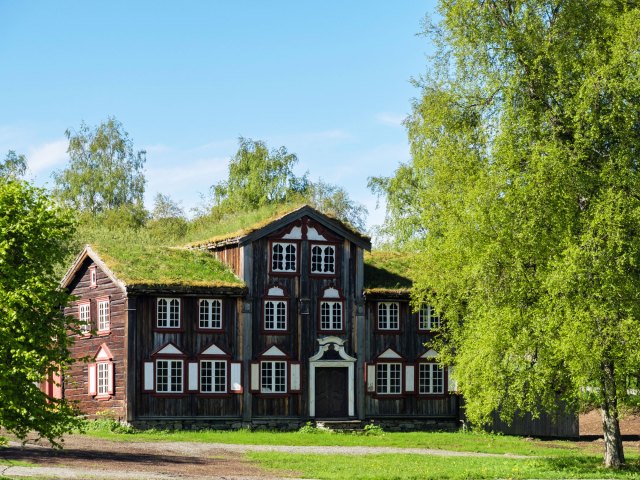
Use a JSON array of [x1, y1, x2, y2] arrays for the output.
[[267, 240, 301, 276], [152, 358, 186, 394], [255, 344, 290, 359], [195, 298, 226, 333], [197, 358, 230, 394], [261, 295, 291, 335], [154, 297, 184, 332], [94, 342, 114, 360], [415, 361, 449, 398], [150, 341, 187, 357], [317, 292, 346, 334], [374, 301, 403, 335]]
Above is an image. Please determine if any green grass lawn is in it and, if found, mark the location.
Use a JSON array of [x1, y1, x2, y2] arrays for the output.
[[247, 452, 640, 479], [83, 422, 580, 456]]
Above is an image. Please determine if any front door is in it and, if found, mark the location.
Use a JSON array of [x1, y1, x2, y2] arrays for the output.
[[315, 367, 348, 418]]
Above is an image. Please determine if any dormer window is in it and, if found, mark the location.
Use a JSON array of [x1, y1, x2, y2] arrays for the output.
[[311, 244, 335, 274], [271, 242, 297, 273]]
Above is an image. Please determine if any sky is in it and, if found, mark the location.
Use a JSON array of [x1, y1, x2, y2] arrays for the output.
[[0, 1, 437, 231]]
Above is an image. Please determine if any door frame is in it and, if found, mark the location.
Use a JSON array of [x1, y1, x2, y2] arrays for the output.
[[309, 336, 356, 417]]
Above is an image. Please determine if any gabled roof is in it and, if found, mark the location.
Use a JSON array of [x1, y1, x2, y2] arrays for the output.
[[189, 204, 371, 251], [62, 243, 246, 294]]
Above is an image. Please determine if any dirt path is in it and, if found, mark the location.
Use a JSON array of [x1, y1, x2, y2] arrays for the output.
[[0, 434, 533, 479]]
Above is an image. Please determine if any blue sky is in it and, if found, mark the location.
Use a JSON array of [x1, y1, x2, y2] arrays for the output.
[[0, 1, 436, 230]]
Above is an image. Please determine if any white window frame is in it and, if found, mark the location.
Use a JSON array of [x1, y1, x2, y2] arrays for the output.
[[79, 302, 91, 334], [311, 244, 336, 274], [260, 360, 287, 393], [271, 242, 297, 273], [156, 359, 183, 393], [418, 305, 440, 331], [264, 300, 287, 331], [200, 359, 227, 393], [419, 362, 444, 395], [376, 362, 402, 395], [199, 299, 222, 329], [89, 266, 97, 288], [378, 302, 399, 330], [97, 299, 110, 332], [320, 301, 343, 331], [97, 362, 111, 395], [157, 298, 180, 329]]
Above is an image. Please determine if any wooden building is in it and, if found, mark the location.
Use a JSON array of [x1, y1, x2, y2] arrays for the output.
[[59, 205, 576, 436]]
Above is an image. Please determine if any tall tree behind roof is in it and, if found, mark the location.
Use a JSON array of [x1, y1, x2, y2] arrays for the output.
[[0, 150, 27, 181], [53, 117, 146, 217]]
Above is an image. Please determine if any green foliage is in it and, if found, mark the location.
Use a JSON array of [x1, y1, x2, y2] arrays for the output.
[[211, 137, 367, 231], [0, 180, 82, 446], [53, 117, 146, 219], [362, 422, 385, 436], [212, 137, 308, 214], [371, 1, 640, 466], [0, 151, 27, 180], [298, 421, 321, 434]]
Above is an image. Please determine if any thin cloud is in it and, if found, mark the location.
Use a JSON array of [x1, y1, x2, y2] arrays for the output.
[[28, 139, 68, 175], [375, 112, 406, 128]]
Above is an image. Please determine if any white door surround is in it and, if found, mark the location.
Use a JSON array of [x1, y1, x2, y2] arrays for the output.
[[309, 336, 356, 417]]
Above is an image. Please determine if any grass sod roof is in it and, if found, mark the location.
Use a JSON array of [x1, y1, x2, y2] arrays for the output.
[[363, 250, 418, 296], [89, 241, 245, 290], [186, 203, 370, 248]]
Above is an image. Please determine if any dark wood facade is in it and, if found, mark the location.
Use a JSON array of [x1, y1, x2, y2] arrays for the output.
[[60, 206, 576, 436]]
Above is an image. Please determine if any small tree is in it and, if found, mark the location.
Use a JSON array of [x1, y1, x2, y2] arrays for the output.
[[1, 150, 27, 180], [0, 179, 81, 446], [53, 117, 146, 218]]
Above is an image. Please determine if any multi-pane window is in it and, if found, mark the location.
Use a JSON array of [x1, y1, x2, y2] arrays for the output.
[[320, 301, 342, 331], [376, 363, 402, 394], [264, 300, 287, 331], [199, 299, 222, 329], [311, 245, 335, 274], [97, 300, 110, 332], [200, 360, 227, 393], [97, 362, 110, 395], [156, 359, 183, 393], [271, 242, 297, 272], [79, 302, 90, 334], [419, 363, 444, 394], [418, 305, 440, 330], [261, 361, 287, 393], [378, 302, 399, 330], [157, 298, 180, 328]]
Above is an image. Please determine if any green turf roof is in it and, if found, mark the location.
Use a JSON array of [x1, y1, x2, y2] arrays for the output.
[[363, 250, 417, 295], [186, 203, 369, 248], [89, 242, 245, 290]]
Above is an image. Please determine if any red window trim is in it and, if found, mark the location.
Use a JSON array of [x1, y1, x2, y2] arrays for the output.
[[196, 298, 225, 333], [251, 346, 300, 397], [415, 360, 449, 399], [95, 295, 111, 334], [268, 240, 300, 276], [308, 241, 339, 278], [77, 299, 92, 337], [317, 286, 346, 334], [197, 343, 232, 395], [261, 286, 291, 334], [374, 301, 403, 334], [368, 348, 408, 398], [154, 297, 184, 333], [147, 342, 188, 396]]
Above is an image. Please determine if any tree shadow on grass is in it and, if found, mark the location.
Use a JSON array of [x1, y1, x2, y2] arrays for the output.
[[539, 455, 640, 478]]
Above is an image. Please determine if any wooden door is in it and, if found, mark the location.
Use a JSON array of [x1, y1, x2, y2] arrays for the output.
[[315, 367, 348, 418]]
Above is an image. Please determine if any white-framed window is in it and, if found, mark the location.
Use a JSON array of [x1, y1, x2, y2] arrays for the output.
[[157, 298, 180, 328], [156, 359, 183, 393], [271, 242, 297, 272], [260, 360, 287, 393], [378, 302, 399, 330], [264, 300, 287, 331], [199, 299, 222, 329], [79, 302, 91, 334], [200, 360, 227, 393], [89, 266, 97, 288], [97, 299, 110, 332], [376, 362, 402, 394], [419, 363, 444, 394], [311, 244, 335, 274], [320, 301, 342, 331], [418, 305, 440, 330], [97, 362, 110, 395]]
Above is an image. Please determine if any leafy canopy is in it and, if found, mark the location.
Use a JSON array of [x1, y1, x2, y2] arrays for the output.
[[53, 117, 146, 218], [0, 179, 82, 446], [1, 150, 27, 180], [371, 0, 640, 467]]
